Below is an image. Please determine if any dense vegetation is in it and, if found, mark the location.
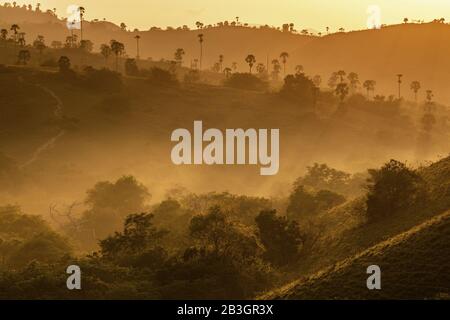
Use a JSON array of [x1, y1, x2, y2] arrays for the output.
[[1, 4, 450, 300], [0, 155, 450, 299]]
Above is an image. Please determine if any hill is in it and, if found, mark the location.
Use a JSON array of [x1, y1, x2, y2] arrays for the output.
[[263, 209, 450, 299], [3, 7, 450, 103], [1, 65, 449, 213]]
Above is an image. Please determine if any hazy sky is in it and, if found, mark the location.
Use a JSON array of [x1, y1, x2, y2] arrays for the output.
[[16, 0, 450, 32]]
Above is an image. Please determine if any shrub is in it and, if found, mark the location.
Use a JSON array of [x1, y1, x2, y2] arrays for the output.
[[366, 160, 427, 222], [280, 73, 317, 106], [82, 66, 123, 92], [224, 73, 268, 91], [146, 67, 178, 86], [255, 210, 303, 266], [287, 184, 346, 220]]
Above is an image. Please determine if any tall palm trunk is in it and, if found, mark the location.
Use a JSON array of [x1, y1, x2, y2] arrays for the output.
[[200, 43, 203, 70], [136, 39, 140, 60]]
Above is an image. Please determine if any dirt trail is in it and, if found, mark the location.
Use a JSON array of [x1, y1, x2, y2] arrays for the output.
[[20, 84, 66, 168]]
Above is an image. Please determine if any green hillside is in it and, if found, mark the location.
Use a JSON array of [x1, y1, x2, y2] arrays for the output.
[[263, 209, 450, 300]]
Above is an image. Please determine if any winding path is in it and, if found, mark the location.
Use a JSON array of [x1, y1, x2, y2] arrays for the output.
[[20, 84, 66, 168]]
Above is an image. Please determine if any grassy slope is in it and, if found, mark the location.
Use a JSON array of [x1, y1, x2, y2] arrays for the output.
[[263, 209, 450, 299], [262, 156, 450, 299]]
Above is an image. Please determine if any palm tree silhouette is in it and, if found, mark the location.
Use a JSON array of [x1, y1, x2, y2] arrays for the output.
[[313, 75, 322, 87], [337, 70, 346, 83], [363, 80, 376, 99], [0, 29, 7, 47], [245, 54, 256, 73], [219, 54, 224, 72], [198, 34, 204, 70], [100, 44, 112, 66], [18, 32, 26, 47], [335, 82, 349, 103], [410, 81, 421, 103], [271, 59, 281, 80], [280, 52, 289, 75], [134, 35, 141, 60], [78, 6, 85, 41], [223, 67, 232, 78], [397, 74, 403, 99], [174, 48, 185, 66], [10, 24, 19, 54], [110, 40, 125, 72], [347, 72, 360, 92], [58, 56, 71, 72], [295, 65, 305, 75], [426, 90, 433, 103], [256, 63, 266, 75], [33, 35, 46, 62], [17, 49, 30, 65]]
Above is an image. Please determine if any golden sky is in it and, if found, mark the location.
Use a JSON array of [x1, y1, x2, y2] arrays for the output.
[[15, 0, 450, 32]]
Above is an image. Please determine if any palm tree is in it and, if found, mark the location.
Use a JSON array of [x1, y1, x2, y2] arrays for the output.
[[192, 59, 199, 69], [10, 24, 19, 54], [347, 72, 360, 92], [134, 35, 141, 60], [18, 33, 26, 47], [80, 40, 93, 52], [223, 67, 232, 78], [58, 56, 71, 73], [397, 74, 403, 99], [256, 63, 266, 75], [110, 40, 125, 72], [219, 54, 224, 72], [231, 62, 237, 72], [335, 82, 349, 103], [33, 35, 46, 62], [295, 65, 304, 75], [313, 75, 322, 87], [426, 90, 434, 103], [174, 48, 185, 66], [279, 52, 289, 75], [17, 49, 30, 65], [271, 59, 281, 80], [337, 70, 346, 83], [410, 81, 421, 103], [198, 34, 204, 70], [10, 24, 19, 36], [245, 54, 256, 73], [100, 44, 111, 66], [0, 29, 7, 47], [1, 29, 7, 40], [363, 80, 376, 99], [78, 6, 85, 41]]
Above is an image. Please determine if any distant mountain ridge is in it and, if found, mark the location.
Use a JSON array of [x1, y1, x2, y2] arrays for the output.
[[2, 6, 450, 103]]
